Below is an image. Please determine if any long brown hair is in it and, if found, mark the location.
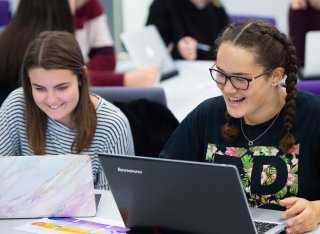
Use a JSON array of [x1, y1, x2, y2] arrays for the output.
[[215, 20, 298, 153], [21, 31, 97, 155], [0, 0, 73, 94]]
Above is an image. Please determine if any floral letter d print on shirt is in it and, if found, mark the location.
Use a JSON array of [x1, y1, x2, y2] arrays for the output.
[[205, 144, 299, 208]]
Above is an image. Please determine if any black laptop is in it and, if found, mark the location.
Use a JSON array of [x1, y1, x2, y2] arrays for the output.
[[99, 154, 287, 234]]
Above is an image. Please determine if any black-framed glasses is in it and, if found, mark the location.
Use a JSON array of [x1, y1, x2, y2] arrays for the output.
[[209, 64, 272, 90]]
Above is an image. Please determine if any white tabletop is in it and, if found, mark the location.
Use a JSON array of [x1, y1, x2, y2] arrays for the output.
[[158, 60, 221, 122], [2, 189, 320, 234]]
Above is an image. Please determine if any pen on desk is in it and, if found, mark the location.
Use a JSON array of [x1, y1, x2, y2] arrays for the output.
[[196, 43, 212, 52]]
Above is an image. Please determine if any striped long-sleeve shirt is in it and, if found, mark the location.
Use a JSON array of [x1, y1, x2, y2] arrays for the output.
[[0, 88, 135, 189]]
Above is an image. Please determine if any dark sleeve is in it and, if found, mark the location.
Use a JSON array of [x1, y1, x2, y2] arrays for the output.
[[159, 109, 203, 161], [87, 47, 124, 86], [74, 0, 104, 29], [197, 7, 229, 61], [88, 47, 116, 71], [89, 70, 124, 86], [220, 7, 230, 27], [146, 0, 172, 46], [159, 98, 220, 161]]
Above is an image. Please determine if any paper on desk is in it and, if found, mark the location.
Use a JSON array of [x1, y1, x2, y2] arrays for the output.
[[15, 217, 129, 234]]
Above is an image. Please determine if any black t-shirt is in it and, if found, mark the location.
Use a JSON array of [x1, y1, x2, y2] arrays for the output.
[[146, 0, 229, 60], [160, 91, 320, 210]]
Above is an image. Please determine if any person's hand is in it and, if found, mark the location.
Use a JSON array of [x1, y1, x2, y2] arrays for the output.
[[124, 66, 159, 87], [177, 36, 198, 60], [280, 197, 320, 233], [290, 0, 308, 9]]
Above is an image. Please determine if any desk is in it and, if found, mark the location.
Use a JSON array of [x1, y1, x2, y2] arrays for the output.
[[2, 189, 320, 234], [159, 60, 220, 122]]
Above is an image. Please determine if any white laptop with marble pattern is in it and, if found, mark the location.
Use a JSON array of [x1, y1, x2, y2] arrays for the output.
[[0, 154, 96, 218]]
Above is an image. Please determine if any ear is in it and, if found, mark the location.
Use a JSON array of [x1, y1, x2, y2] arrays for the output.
[[78, 66, 88, 87], [83, 65, 88, 74], [270, 67, 285, 86]]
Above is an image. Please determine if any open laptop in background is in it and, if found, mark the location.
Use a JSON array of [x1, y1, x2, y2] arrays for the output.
[[99, 154, 287, 234], [300, 30, 320, 79], [120, 25, 179, 82], [0, 154, 96, 218]]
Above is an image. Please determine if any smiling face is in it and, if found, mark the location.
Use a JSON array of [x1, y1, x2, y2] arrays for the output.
[[216, 43, 283, 124], [29, 68, 80, 128]]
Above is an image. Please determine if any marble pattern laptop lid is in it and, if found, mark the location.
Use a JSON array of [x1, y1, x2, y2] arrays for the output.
[[0, 154, 96, 218]]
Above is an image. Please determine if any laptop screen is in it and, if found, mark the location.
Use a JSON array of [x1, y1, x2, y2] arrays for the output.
[[99, 154, 260, 233], [0, 155, 96, 218], [120, 25, 179, 81]]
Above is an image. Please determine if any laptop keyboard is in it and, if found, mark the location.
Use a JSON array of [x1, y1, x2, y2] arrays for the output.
[[254, 221, 279, 234]]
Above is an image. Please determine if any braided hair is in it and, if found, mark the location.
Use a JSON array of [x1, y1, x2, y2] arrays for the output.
[[215, 20, 298, 154]]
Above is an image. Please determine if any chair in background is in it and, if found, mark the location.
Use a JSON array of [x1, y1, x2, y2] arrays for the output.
[[297, 80, 320, 95], [90, 86, 167, 106], [90, 87, 178, 157], [229, 15, 276, 26], [0, 0, 11, 29]]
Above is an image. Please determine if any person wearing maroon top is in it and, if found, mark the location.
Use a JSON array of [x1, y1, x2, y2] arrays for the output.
[[73, 0, 159, 87], [289, 0, 320, 68]]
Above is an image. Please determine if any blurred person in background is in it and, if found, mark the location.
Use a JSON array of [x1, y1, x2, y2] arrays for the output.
[[146, 0, 229, 61], [289, 0, 320, 68], [72, 0, 159, 87]]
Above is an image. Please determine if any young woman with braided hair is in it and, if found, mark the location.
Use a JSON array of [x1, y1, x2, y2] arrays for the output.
[[160, 20, 320, 233]]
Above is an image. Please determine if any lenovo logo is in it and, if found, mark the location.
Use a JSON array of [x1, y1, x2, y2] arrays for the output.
[[117, 167, 143, 174]]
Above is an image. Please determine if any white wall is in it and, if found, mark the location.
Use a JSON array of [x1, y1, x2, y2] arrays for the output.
[[121, 0, 153, 32], [121, 0, 291, 34], [221, 0, 291, 34]]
